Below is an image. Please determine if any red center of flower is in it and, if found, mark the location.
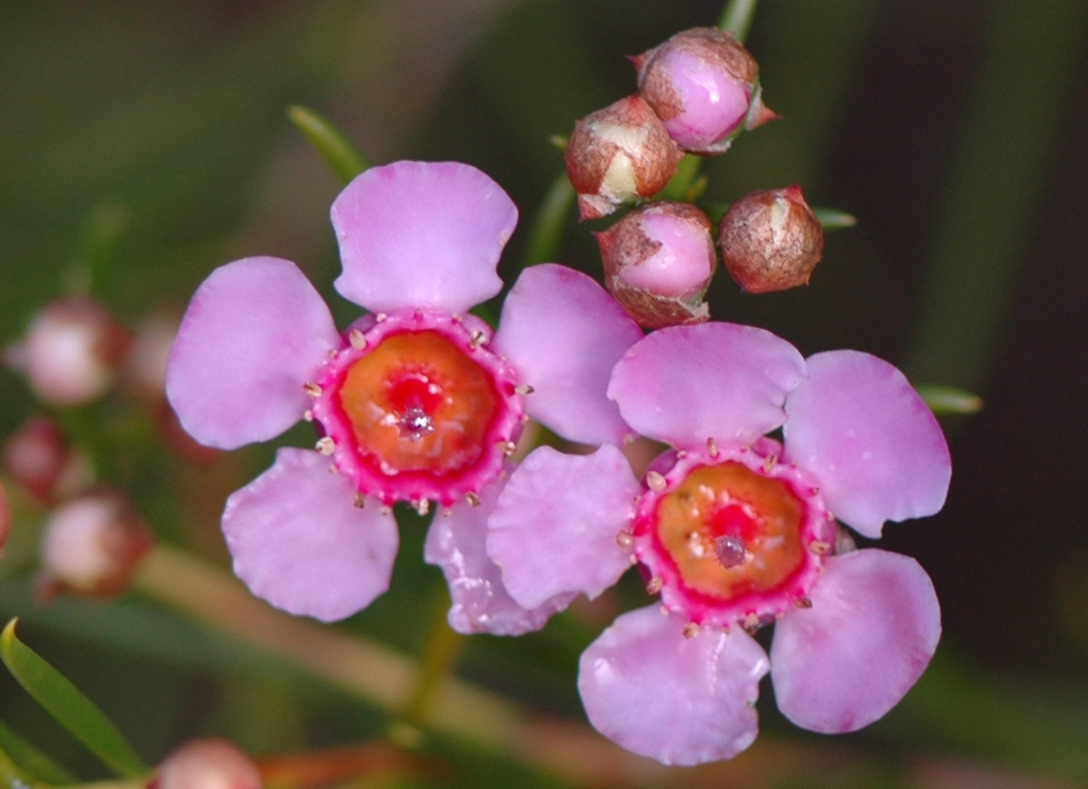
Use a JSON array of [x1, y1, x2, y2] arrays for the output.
[[651, 462, 805, 602], [337, 331, 500, 477]]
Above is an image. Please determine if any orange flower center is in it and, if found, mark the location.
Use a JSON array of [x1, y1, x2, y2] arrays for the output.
[[337, 331, 500, 477], [653, 462, 805, 601]]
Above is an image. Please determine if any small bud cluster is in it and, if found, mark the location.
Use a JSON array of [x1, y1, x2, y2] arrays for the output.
[[566, 27, 774, 222], [564, 25, 834, 328]]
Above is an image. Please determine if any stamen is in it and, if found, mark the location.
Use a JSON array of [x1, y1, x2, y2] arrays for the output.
[[470, 330, 485, 349], [412, 499, 430, 516], [762, 454, 778, 473], [616, 530, 634, 548], [496, 440, 517, 456], [465, 491, 481, 507], [808, 540, 830, 555], [303, 409, 313, 422], [706, 437, 719, 458], [795, 597, 813, 609], [713, 535, 746, 568], [514, 383, 534, 395], [646, 470, 667, 492], [303, 382, 322, 397], [396, 407, 435, 442], [353, 493, 366, 508], [349, 328, 367, 350], [646, 576, 663, 595], [682, 622, 700, 639], [315, 437, 335, 456]]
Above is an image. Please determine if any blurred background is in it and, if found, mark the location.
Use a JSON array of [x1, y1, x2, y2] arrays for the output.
[[1, 1, 1087, 787]]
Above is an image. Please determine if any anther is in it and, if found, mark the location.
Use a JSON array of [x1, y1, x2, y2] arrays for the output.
[[315, 437, 335, 456], [616, 530, 634, 548], [762, 454, 778, 473], [496, 440, 517, 456], [376, 313, 388, 322], [514, 383, 534, 396], [303, 382, 322, 397], [353, 493, 366, 508], [743, 613, 760, 632], [349, 328, 367, 350], [682, 622, 700, 639], [303, 409, 313, 422], [646, 470, 667, 492], [676, 449, 687, 458], [706, 437, 719, 458], [328, 465, 339, 474], [470, 330, 485, 349], [808, 540, 830, 555], [465, 491, 481, 507], [413, 499, 430, 516], [645, 576, 663, 595], [380, 505, 392, 516], [795, 597, 813, 609]]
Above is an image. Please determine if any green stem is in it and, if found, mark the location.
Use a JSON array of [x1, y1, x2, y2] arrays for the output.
[[398, 589, 467, 730], [719, 0, 758, 42], [523, 172, 575, 267]]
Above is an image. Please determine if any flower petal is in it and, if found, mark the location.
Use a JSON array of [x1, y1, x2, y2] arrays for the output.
[[783, 350, 951, 538], [770, 549, 940, 733], [424, 471, 574, 635], [166, 257, 339, 450], [331, 161, 515, 314], [492, 264, 643, 446], [222, 448, 399, 623], [486, 445, 639, 609], [608, 322, 806, 450], [579, 605, 769, 765]]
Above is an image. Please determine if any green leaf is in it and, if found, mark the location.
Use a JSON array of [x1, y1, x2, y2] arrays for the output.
[[0, 719, 75, 785], [915, 384, 984, 415], [523, 173, 575, 267], [812, 206, 858, 230], [287, 105, 370, 186], [0, 619, 148, 779]]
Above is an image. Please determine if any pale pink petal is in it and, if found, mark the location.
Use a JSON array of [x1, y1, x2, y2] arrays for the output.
[[608, 322, 806, 450], [222, 448, 399, 623], [579, 605, 769, 765], [770, 549, 940, 733], [486, 445, 639, 609], [492, 264, 643, 446], [331, 161, 515, 314], [783, 350, 951, 538], [166, 257, 339, 450], [424, 471, 574, 635]]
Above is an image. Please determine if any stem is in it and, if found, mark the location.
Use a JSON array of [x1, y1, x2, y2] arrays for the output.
[[398, 590, 466, 729], [523, 172, 575, 267], [719, 0, 758, 43]]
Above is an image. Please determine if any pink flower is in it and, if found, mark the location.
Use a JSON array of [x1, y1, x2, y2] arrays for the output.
[[166, 161, 641, 622], [485, 322, 950, 765]]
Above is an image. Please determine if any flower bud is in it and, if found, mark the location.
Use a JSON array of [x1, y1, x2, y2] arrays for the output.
[[5, 298, 131, 407], [566, 95, 683, 220], [3, 417, 95, 504], [123, 312, 180, 403], [634, 27, 777, 155], [154, 739, 262, 789], [717, 185, 824, 294], [0, 481, 10, 556], [38, 491, 152, 599], [595, 202, 714, 328]]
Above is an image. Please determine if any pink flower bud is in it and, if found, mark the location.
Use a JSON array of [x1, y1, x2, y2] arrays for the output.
[[6, 298, 132, 407], [154, 739, 262, 789], [0, 481, 10, 556], [3, 417, 94, 504], [123, 312, 181, 403], [635, 27, 777, 155], [595, 202, 714, 328], [717, 185, 824, 294], [38, 491, 152, 599], [566, 95, 683, 220]]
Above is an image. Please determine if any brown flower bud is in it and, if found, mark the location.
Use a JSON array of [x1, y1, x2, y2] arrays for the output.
[[566, 95, 682, 221], [717, 185, 824, 293], [635, 27, 778, 155], [38, 490, 152, 599], [154, 739, 262, 789], [5, 298, 132, 407], [3, 417, 95, 504], [595, 202, 714, 328]]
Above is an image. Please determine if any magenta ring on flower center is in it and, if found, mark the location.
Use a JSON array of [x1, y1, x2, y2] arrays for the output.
[[309, 310, 525, 507], [633, 442, 836, 629]]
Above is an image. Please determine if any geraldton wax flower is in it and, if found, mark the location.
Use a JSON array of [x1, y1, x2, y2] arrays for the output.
[[485, 322, 950, 765], [166, 161, 642, 622]]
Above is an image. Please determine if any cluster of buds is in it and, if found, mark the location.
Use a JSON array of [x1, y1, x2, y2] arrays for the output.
[[566, 27, 775, 221], [3, 417, 94, 504], [152, 739, 262, 789]]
